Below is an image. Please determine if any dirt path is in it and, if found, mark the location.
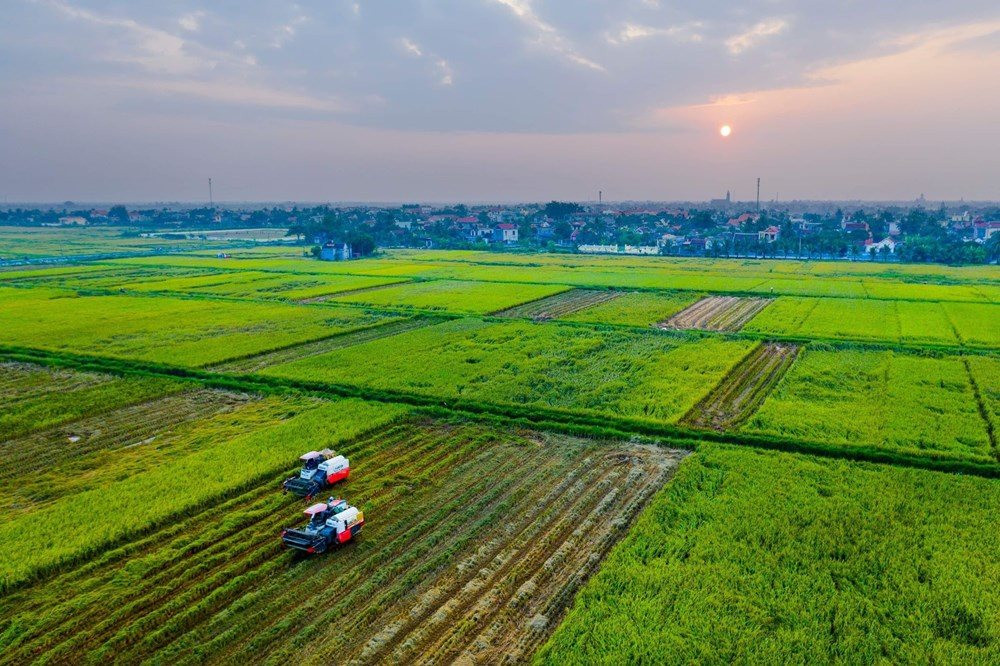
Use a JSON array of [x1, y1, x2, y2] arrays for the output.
[[682, 342, 800, 431], [660, 295, 771, 332], [494, 289, 621, 321]]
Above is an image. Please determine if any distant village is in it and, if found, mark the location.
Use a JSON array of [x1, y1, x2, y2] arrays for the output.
[[3, 196, 999, 264]]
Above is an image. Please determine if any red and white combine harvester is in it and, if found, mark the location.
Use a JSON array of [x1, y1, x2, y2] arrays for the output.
[[281, 498, 365, 554], [282, 449, 350, 499]]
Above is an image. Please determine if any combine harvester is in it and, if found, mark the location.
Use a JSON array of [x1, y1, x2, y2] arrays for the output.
[[282, 449, 350, 498], [281, 498, 365, 554]]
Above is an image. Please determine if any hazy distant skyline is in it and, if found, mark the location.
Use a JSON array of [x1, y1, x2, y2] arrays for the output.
[[2, 1, 999, 202]]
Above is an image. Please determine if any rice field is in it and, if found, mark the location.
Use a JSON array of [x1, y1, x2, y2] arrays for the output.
[[661, 295, 772, 331], [326, 278, 572, 314], [0, 393, 408, 590], [558, 290, 700, 327], [741, 349, 995, 463], [0, 419, 684, 664], [494, 288, 621, 320], [261, 318, 757, 427], [1, 244, 999, 663], [0, 286, 404, 367], [744, 296, 999, 348], [538, 443, 1000, 663]]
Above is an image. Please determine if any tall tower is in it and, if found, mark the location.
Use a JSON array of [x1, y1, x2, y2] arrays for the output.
[[726, 190, 731, 203], [756, 178, 760, 212], [208, 178, 214, 207]]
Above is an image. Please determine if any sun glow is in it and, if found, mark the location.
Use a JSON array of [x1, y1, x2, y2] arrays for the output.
[[719, 124, 732, 137]]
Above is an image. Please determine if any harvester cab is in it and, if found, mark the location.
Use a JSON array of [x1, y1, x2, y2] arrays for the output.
[[282, 449, 350, 498], [281, 497, 365, 554]]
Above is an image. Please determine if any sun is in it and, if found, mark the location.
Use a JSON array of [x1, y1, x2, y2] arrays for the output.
[[719, 124, 732, 137]]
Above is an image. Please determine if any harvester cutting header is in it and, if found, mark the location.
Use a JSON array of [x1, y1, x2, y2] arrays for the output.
[[282, 449, 350, 499], [281, 498, 365, 553]]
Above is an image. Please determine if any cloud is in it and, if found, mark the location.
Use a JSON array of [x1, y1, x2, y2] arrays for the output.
[[436, 59, 454, 86], [399, 38, 423, 57], [492, 0, 605, 72], [101, 78, 350, 112], [42, 0, 209, 74], [725, 18, 789, 55], [177, 11, 205, 33], [398, 38, 453, 85], [606, 22, 703, 45], [272, 13, 309, 49]]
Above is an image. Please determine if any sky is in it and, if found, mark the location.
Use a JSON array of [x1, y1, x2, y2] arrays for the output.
[[2, 0, 999, 203]]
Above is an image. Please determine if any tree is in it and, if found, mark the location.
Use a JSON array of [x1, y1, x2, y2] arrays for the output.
[[543, 201, 583, 219], [553, 220, 573, 240], [348, 232, 376, 256], [108, 205, 129, 224]]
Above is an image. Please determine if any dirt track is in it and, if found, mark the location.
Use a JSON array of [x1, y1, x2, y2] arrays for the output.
[[682, 342, 799, 431], [660, 296, 771, 331], [494, 289, 621, 321], [0, 420, 685, 665]]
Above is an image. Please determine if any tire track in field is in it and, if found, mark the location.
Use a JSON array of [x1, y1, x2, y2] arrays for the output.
[[659, 295, 771, 331], [16, 426, 452, 662], [319, 453, 602, 664], [0, 424, 435, 660], [0, 424, 686, 666], [494, 289, 621, 321], [209, 436, 567, 664], [151, 429, 504, 662], [682, 342, 800, 431], [388, 448, 680, 665]]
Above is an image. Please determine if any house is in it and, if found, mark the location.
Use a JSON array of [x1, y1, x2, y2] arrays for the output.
[[864, 237, 897, 254], [728, 213, 758, 228], [492, 223, 518, 243], [683, 237, 712, 252], [657, 233, 681, 248], [320, 242, 352, 261], [758, 225, 780, 243], [59, 216, 88, 226], [973, 221, 1000, 241]]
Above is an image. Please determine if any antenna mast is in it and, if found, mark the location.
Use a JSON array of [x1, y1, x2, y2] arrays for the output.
[[208, 178, 214, 207], [756, 177, 760, 212]]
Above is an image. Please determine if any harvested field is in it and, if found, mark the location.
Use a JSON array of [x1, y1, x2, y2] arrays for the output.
[[209, 316, 443, 374], [660, 295, 772, 332], [494, 288, 621, 320], [682, 342, 799, 431], [0, 420, 684, 665], [0, 389, 253, 513]]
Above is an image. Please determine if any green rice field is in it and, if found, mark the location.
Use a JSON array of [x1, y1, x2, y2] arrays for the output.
[[0, 240, 998, 663]]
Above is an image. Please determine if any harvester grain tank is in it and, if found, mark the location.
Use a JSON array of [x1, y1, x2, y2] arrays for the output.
[[281, 498, 365, 553], [282, 449, 350, 498]]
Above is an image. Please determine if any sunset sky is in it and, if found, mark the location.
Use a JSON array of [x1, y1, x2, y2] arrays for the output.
[[2, 1, 999, 202]]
